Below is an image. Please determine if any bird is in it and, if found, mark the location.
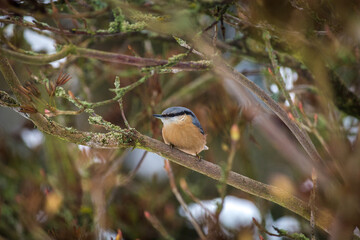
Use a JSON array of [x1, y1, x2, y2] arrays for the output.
[[153, 106, 208, 157]]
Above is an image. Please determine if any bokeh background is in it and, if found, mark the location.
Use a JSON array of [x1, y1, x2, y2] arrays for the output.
[[1, 0, 360, 239]]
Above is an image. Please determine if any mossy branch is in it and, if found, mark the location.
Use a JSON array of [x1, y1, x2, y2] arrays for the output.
[[0, 90, 19, 108]]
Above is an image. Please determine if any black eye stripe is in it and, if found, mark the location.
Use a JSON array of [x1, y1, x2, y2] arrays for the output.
[[163, 111, 195, 118]]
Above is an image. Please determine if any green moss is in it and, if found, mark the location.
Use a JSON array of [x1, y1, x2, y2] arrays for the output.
[[85, 109, 94, 114], [55, 87, 66, 97], [95, 29, 108, 33], [65, 127, 77, 134], [66, 44, 78, 55], [173, 36, 188, 48], [81, 135, 92, 143], [101, 137, 108, 145], [35, 20, 51, 28], [274, 227, 309, 240], [291, 233, 309, 240], [108, 8, 150, 33], [108, 8, 125, 33], [131, 10, 163, 22], [55, 45, 63, 52], [122, 21, 146, 32], [88, 114, 124, 132], [23, 50, 39, 56], [88, 115, 103, 125], [114, 76, 121, 89], [14, 16, 22, 21]]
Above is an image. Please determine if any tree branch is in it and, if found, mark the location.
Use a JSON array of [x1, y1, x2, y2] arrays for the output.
[[0, 17, 169, 37], [0, 45, 210, 71], [0, 46, 73, 65]]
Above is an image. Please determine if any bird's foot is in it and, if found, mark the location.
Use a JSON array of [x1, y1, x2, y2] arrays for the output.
[[196, 153, 201, 160], [169, 143, 174, 149]]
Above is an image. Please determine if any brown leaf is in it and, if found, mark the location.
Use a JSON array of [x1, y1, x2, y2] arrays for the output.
[[17, 86, 32, 101], [24, 81, 40, 97], [55, 72, 71, 86], [68, 90, 76, 100], [19, 105, 38, 113], [18, 85, 31, 95]]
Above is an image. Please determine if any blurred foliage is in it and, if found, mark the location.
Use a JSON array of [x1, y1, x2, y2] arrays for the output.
[[1, 0, 360, 239]]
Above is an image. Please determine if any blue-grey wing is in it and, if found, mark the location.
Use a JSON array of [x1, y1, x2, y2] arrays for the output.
[[191, 117, 205, 135]]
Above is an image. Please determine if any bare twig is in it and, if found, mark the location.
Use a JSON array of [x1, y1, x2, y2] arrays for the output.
[[115, 77, 132, 129], [55, 75, 151, 111], [179, 178, 214, 217], [203, 20, 219, 33], [253, 218, 282, 237], [164, 160, 206, 240], [45, 108, 84, 117], [144, 211, 174, 240], [64, 0, 88, 29], [119, 98, 131, 129], [212, 23, 218, 54], [310, 168, 317, 240], [217, 124, 239, 216], [253, 218, 310, 240], [263, 31, 300, 119], [118, 151, 147, 186]]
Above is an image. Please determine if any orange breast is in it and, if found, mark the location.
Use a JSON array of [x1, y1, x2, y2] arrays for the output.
[[162, 115, 206, 156]]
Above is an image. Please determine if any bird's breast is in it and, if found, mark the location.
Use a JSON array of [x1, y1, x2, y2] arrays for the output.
[[162, 116, 206, 155]]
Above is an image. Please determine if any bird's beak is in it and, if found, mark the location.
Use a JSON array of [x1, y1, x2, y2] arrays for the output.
[[153, 114, 163, 119]]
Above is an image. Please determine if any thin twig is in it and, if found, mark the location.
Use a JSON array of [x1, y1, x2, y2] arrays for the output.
[[119, 98, 131, 129], [179, 178, 214, 217], [310, 168, 317, 240], [164, 160, 206, 240], [212, 23, 218, 55], [118, 151, 147, 186], [46, 108, 84, 117], [0, 17, 125, 36], [56, 75, 151, 111], [0, 5, 108, 20], [0, 46, 210, 71], [203, 20, 219, 33], [64, 0, 88, 29], [253, 218, 310, 240], [253, 218, 282, 237], [144, 211, 174, 240], [263, 31, 300, 120], [217, 124, 239, 216]]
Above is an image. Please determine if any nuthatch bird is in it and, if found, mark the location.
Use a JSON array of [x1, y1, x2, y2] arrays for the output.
[[153, 106, 208, 157]]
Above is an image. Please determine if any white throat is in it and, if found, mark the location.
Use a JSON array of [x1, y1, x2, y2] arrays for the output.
[[160, 115, 185, 125]]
